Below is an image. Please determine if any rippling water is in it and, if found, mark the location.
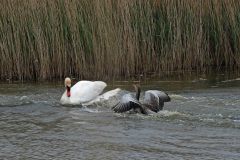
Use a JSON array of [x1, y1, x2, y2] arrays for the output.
[[1, 74, 240, 159]]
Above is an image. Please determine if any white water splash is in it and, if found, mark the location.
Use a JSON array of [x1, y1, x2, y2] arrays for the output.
[[157, 110, 187, 117]]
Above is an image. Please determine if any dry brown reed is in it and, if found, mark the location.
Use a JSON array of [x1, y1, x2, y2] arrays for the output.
[[0, 0, 240, 81]]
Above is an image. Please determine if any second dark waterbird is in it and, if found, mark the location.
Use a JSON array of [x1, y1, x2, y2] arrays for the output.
[[112, 85, 171, 115]]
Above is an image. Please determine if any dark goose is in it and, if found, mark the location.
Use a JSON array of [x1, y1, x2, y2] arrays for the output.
[[112, 85, 171, 114]]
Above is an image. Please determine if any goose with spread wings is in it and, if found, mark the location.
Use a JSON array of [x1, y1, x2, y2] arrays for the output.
[[112, 85, 171, 114]]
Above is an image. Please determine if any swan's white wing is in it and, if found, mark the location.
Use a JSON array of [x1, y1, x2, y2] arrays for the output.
[[143, 90, 170, 112], [82, 88, 121, 106], [112, 94, 141, 113], [98, 88, 121, 100], [71, 81, 107, 103]]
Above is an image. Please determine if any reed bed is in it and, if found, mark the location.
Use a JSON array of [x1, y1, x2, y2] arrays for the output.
[[0, 0, 240, 81]]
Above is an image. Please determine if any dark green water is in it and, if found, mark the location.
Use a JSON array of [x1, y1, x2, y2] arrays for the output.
[[1, 72, 240, 159]]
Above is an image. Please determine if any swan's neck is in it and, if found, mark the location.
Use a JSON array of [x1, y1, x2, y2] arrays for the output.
[[135, 86, 141, 100], [66, 86, 71, 97]]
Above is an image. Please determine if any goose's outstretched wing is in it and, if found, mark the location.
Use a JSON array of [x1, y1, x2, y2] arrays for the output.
[[147, 90, 171, 102], [143, 90, 170, 112], [112, 94, 142, 113]]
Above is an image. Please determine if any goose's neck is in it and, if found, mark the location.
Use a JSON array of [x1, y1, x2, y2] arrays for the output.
[[66, 86, 71, 97], [135, 86, 141, 100]]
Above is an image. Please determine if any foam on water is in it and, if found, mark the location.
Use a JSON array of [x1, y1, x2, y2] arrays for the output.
[[113, 110, 189, 121], [170, 94, 188, 100]]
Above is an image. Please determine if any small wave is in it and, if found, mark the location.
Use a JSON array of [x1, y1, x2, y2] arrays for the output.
[[233, 120, 240, 123], [80, 107, 101, 113], [157, 110, 187, 117], [169, 94, 188, 100], [69, 107, 101, 116], [221, 78, 240, 83], [217, 114, 223, 118], [192, 78, 207, 82], [0, 95, 34, 107], [19, 96, 28, 101], [114, 110, 189, 121], [0, 94, 60, 107], [74, 121, 88, 125], [199, 118, 215, 122]]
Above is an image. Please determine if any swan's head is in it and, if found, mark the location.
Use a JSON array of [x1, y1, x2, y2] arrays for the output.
[[64, 77, 71, 97], [65, 77, 71, 87]]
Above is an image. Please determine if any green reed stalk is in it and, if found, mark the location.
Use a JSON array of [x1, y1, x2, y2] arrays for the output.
[[0, 0, 240, 81]]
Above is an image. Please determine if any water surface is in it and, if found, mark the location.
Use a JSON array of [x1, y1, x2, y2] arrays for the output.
[[1, 73, 240, 159]]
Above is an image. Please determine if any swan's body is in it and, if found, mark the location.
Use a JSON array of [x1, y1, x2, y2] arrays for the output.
[[112, 85, 171, 114], [60, 78, 109, 105]]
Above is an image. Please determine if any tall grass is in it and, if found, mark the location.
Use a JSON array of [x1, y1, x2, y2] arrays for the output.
[[0, 0, 240, 81]]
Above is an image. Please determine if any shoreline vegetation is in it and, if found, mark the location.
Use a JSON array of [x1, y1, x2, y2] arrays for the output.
[[1, 0, 240, 81]]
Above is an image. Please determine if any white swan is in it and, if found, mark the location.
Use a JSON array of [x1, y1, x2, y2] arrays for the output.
[[60, 77, 120, 105]]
